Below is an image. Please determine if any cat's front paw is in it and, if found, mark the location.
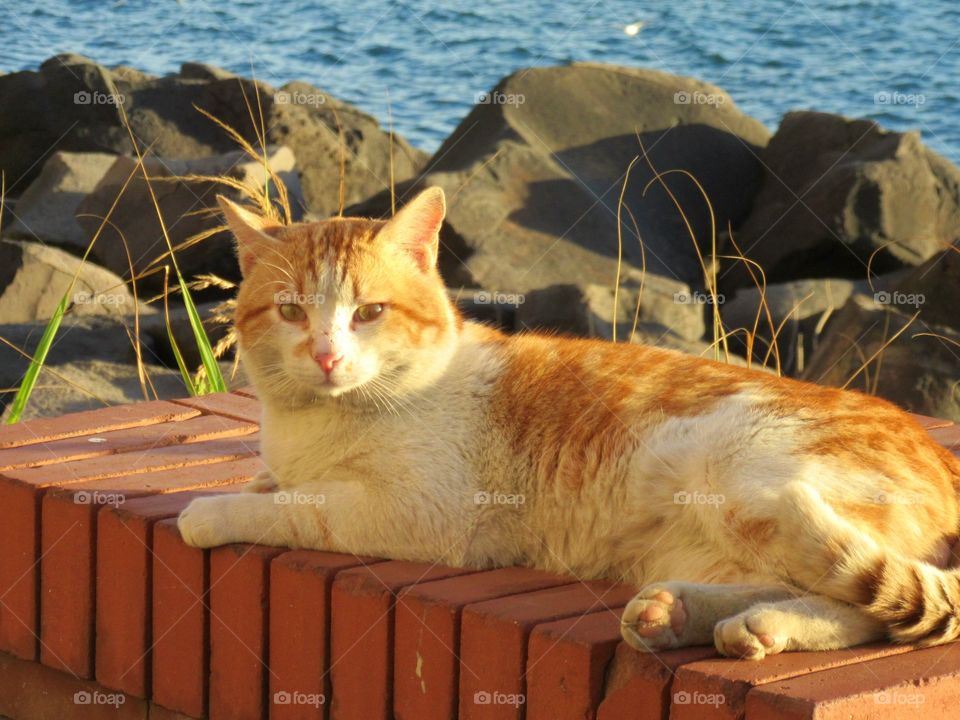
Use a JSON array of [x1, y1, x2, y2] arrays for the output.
[[621, 583, 689, 651], [242, 470, 278, 494], [178, 496, 231, 548], [713, 606, 786, 660]]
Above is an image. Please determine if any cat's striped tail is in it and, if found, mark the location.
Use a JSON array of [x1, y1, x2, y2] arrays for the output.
[[782, 482, 960, 647]]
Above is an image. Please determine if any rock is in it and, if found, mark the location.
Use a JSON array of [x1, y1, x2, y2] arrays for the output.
[[75, 147, 297, 291], [6, 151, 117, 247], [892, 242, 960, 332], [720, 272, 909, 374], [516, 273, 706, 342], [0, 54, 426, 214], [0, 359, 185, 422], [802, 294, 960, 420], [0, 238, 140, 323], [352, 63, 770, 296], [138, 300, 233, 370], [727, 112, 960, 288]]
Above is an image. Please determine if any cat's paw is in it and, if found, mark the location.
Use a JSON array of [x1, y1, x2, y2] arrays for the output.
[[242, 470, 278, 494], [713, 606, 787, 660], [621, 583, 689, 651], [178, 496, 230, 548]]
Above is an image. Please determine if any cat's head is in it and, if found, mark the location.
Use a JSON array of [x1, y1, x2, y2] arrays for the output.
[[220, 188, 460, 406]]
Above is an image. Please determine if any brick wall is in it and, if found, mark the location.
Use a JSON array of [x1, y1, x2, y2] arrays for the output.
[[0, 394, 958, 719]]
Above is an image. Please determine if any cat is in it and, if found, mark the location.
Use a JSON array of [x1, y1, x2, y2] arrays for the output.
[[178, 187, 960, 660]]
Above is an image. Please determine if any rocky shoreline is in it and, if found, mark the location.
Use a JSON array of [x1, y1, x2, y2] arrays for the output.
[[0, 54, 957, 420]]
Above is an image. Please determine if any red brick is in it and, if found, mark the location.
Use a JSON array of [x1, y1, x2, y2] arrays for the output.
[[597, 642, 718, 720], [0, 413, 255, 471], [39, 458, 262, 678], [330, 561, 477, 720], [149, 702, 201, 720], [669, 643, 916, 720], [914, 414, 954, 430], [234, 386, 258, 398], [0, 478, 43, 659], [459, 581, 637, 720], [173, 392, 262, 424], [209, 543, 286, 720], [4, 433, 259, 488], [393, 567, 575, 720], [928, 423, 960, 454], [152, 519, 209, 719], [269, 551, 385, 720], [0, 650, 145, 720], [525, 609, 628, 720], [96, 490, 247, 698], [745, 643, 960, 719], [0, 400, 198, 449]]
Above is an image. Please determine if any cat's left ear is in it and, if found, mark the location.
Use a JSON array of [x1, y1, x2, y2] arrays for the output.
[[217, 195, 283, 277], [380, 187, 445, 272]]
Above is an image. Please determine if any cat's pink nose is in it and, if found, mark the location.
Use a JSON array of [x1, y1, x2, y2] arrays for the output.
[[314, 352, 343, 375]]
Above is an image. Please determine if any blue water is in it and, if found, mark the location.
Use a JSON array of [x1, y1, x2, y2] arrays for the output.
[[3, 1, 959, 161]]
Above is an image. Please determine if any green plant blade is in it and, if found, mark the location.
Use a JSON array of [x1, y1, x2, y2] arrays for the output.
[[177, 274, 226, 394], [5, 294, 69, 424]]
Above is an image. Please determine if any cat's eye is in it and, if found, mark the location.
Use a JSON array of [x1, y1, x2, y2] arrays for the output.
[[354, 303, 385, 323], [278, 303, 306, 322]]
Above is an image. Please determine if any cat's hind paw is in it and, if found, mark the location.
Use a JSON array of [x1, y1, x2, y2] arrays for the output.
[[713, 606, 787, 660], [621, 585, 688, 651]]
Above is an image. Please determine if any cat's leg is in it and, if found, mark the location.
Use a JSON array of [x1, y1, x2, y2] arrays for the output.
[[177, 490, 334, 549], [621, 582, 794, 651], [714, 594, 885, 660]]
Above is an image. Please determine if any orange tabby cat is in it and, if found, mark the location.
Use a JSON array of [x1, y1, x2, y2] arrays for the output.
[[178, 188, 960, 659]]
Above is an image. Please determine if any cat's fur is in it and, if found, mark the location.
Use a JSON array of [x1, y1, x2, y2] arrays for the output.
[[179, 188, 960, 659]]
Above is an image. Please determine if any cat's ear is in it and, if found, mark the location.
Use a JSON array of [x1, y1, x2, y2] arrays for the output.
[[380, 187, 446, 272], [217, 195, 282, 277]]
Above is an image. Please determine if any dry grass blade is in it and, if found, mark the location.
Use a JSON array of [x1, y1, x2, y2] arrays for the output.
[[841, 311, 920, 390], [612, 155, 641, 342]]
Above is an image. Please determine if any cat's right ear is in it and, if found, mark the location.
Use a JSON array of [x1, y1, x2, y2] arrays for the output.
[[217, 195, 282, 277]]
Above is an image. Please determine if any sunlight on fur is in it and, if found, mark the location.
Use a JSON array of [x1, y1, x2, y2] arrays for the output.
[[178, 187, 960, 661]]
